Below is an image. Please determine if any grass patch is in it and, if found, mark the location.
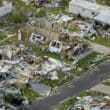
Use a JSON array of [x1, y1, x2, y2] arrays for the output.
[[76, 52, 98, 68], [92, 37, 110, 47], [20, 84, 40, 101], [43, 7, 66, 15], [58, 72, 67, 79], [71, 52, 105, 76], [10, 84, 40, 102], [41, 79, 58, 88], [41, 72, 72, 87], [97, 0, 110, 6], [103, 79, 110, 86], [0, 32, 7, 41], [0, 35, 18, 46]]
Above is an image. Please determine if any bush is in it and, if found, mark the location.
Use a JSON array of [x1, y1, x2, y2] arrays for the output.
[[35, 9, 46, 18]]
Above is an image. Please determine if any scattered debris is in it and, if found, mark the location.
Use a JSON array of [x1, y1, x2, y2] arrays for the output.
[[69, 96, 110, 110]]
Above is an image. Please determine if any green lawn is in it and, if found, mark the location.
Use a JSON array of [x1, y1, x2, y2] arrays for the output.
[[71, 52, 106, 76], [97, 0, 110, 6], [43, 7, 67, 15], [4, 88, 39, 104], [41, 73, 72, 88], [0, 32, 7, 41], [92, 37, 110, 47], [9, 84, 40, 102], [76, 52, 98, 68], [20, 85, 40, 101], [0, 35, 18, 46], [41, 79, 58, 88], [20, 88, 39, 101], [103, 79, 110, 86], [58, 72, 67, 79], [76, 52, 106, 68]]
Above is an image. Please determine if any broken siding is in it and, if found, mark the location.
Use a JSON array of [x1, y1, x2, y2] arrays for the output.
[[20, 26, 60, 41], [35, 27, 60, 40]]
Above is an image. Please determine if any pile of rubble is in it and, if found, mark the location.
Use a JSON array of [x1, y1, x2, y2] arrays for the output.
[[69, 96, 110, 110], [29, 33, 90, 59], [0, 43, 71, 90], [0, 43, 73, 108], [19, 28, 91, 59], [0, 44, 71, 82]]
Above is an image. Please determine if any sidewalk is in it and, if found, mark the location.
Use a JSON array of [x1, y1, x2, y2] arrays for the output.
[[90, 84, 110, 95], [89, 42, 110, 55]]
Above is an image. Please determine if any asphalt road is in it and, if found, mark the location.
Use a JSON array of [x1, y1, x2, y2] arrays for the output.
[[18, 61, 110, 110]]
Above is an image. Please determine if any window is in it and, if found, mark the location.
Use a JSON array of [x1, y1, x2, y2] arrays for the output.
[[92, 12, 95, 15], [51, 41, 56, 47], [56, 43, 61, 48], [82, 8, 85, 11]]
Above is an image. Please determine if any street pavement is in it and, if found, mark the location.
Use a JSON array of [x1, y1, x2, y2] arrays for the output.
[[18, 61, 110, 110]]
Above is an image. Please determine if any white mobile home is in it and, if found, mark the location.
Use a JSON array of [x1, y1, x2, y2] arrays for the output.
[[94, 9, 110, 26], [69, 0, 101, 19]]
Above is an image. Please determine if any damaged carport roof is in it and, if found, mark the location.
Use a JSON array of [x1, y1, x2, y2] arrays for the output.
[[30, 82, 51, 96], [94, 9, 110, 25]]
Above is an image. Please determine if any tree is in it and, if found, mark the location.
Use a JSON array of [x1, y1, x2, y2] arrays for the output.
[[7, 0, 28, 25], [6, 11, 28, 25], [59, 0, 70, 6]]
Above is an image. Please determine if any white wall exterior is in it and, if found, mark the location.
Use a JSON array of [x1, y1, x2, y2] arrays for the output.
[[69, 3, 98, 19], [69, 0, 110, 26]]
